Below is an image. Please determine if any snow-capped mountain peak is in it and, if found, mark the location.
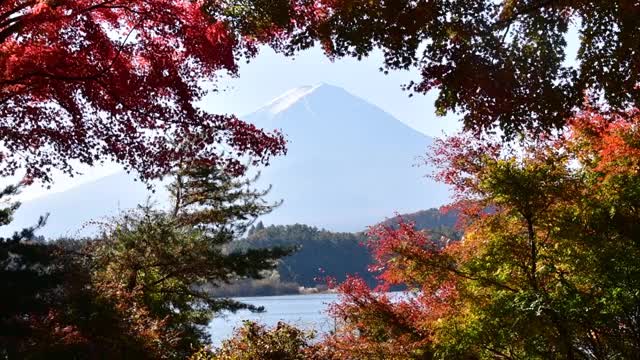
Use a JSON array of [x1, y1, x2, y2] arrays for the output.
[[256, 83, 323, 116]]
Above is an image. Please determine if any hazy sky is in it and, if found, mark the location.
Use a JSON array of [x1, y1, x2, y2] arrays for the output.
[[8, 46, 462, 201], [202, 46, 462, 137]]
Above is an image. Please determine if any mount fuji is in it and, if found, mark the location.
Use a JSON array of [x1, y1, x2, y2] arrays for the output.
[[3, 84, 449, 238]]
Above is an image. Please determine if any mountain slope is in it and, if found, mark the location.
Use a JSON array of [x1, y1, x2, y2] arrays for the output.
[[3, 173, 167, 238], [248, 83, 449, 231], [3, 84, 449, 238]]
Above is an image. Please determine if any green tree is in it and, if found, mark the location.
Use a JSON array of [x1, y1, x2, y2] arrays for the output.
[[0, 185, 162, 359], [0, 184, 55, 358], [91, 165, 291, 358]]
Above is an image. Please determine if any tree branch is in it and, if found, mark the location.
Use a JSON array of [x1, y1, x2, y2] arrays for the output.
[[494, 0, 561, 29]]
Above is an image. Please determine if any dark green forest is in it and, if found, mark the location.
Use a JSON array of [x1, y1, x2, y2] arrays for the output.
[[217, 209, 459, 295]]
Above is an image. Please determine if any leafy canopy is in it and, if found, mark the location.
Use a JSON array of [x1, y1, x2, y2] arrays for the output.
[[254, 0, 640, 136], [197, 321, 317, 360], [0, 0, 286, 181]]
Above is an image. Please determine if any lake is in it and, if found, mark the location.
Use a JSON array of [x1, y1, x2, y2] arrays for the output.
[[208, 293, 340, 345]]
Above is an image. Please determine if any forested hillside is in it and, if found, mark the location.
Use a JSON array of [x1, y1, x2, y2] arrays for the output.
[[382, 208, 460, 238], [225, 208, 460, 293], [238, 223, 372, 287]]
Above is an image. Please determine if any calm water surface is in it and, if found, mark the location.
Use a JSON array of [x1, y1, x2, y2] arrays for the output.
[[208, 293, 340, 345]]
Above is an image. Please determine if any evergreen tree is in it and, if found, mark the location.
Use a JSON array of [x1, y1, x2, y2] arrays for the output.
[[0, 184, 52, 358], [91, 164, 291, 358], [0, 185, 163, 359]]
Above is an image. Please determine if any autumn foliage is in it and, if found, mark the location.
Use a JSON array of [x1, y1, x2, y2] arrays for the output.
[[199, 321, 317, 360], [0, 0, 286, 181], [6, 0, 640, 359], [0, 164, 292, 359], [321, 108, 640, 359]]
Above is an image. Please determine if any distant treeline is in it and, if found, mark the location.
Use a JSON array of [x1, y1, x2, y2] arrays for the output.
[[219, 208, 460, 296], [381, 208, 459, 236]]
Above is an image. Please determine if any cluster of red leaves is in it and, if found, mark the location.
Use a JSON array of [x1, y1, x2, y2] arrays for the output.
[[427, 133, 501, 196], [323, 221, 461, 358], [424, 132, 502, 228], [0, 0, 286, 182], [7, 310, 87, 356], [569, 107, 640, 179], [325, 277, 432, 359], [366, 222, 455, 291]]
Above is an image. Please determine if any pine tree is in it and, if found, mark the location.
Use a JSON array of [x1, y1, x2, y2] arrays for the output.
[[0, 184, 161, 359], [92, 164, 291, 357]]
